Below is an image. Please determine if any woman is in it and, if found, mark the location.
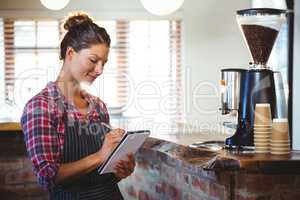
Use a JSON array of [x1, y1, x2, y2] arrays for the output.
[[20, 12, 135, 200]]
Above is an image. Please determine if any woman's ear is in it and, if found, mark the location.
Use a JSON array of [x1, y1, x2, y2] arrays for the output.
[[65, 47, 75, 61]]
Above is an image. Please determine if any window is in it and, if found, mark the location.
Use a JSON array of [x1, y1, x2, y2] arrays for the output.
[[0, 19, 4, 107], [0, 18, 183, 132], [125, 20, 182, 130], [2, 19, 60, 112]]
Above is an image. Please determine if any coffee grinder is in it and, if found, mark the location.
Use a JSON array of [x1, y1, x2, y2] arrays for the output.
[[220, 8, 287, 149]]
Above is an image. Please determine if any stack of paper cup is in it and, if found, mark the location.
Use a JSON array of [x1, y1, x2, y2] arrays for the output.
[[271, 118, 290, 155], [254, 104, 272, 153]]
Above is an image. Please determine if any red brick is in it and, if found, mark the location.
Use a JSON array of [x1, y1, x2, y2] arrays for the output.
[[133, 174, 143, 182], [235, 193, 259, 200], [155, 182, 166, 194], [276, 190, 300, 199], [296, 176, 300, 187], [1, 184, 47, 199], [0, 158, 24, 171], [272, 175, 297, 185], [209, 182, 225, 199], [5, 168, 36, 185], [137, 159, 149, 170], [235, 174, 275, 193], [177, 172, 190, 186], [166, 184, 181, 200], [138, 190, 150, 200], [191, 175, 209, 194], [126, 185, 137, 198], [160, 164, 176, 183]]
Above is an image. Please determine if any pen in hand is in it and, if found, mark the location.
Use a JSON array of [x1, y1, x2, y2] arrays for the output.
[[101, 122, 126, 136], [100, 122, 112, 133]]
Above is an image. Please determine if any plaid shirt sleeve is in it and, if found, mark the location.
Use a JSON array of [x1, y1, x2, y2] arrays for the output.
[[21, 96, 60, 190]]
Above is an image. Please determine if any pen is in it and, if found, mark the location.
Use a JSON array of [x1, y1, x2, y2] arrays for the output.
[[101, 122, 127, 136], [101, 122, 113, 133]]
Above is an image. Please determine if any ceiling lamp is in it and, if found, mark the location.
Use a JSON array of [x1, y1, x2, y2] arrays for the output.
[[40, 0, 70, 10], [140, 0, 184, 16]]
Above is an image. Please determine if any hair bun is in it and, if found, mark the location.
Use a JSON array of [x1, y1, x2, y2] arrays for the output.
[[64, 12, 93, 31]]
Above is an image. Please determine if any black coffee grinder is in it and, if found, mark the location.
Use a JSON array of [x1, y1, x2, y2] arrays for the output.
[[220, 8, 287, 149]]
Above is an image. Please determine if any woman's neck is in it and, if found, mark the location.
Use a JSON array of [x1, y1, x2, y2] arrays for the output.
[[56, 67, 81, 102]]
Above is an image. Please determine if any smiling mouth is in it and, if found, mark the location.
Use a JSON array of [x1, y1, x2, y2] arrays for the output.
[[88, 74, 98, 80]]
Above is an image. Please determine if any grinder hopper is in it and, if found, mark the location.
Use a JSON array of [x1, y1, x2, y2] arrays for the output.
[[236, 9, 286, 69]]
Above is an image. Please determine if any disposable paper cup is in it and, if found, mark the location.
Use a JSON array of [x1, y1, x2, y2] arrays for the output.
[[254, 139, 270, 141], [271, 146, 290, 151], [272, 118, 288, 132], [254, 127, 272, 130], [270, 143, 290, 147], [254, 104, 272, 125], [254, 124, 272, 128], [254, 138, 270, 142], [255, 144, 270, 148], [271, 130, 289, 141], [256, 151, 270, 154], [271, 151, 290, 155], [254, 135, 270, 138], [271, 140, 290, 144], [255, 145, 270, 149], [254, 130, 271, 134], [254, 132, 271, 137], [256, 151, 270, 153], [254, 137, 270, 142]]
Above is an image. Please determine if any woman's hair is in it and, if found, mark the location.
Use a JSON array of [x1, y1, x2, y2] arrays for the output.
[[60, 12, 111, 60]]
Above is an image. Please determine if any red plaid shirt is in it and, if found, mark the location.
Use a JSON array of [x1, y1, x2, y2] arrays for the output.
[[20, 81, 110, 189]]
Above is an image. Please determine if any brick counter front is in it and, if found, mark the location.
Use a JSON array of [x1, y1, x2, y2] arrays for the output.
[[0, 132, 48, 200], [118, 137, 300, 200], [1, 132, 300, 200]]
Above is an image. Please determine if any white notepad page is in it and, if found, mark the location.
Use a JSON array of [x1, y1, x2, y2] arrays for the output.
[[98, 130, 150, 175]]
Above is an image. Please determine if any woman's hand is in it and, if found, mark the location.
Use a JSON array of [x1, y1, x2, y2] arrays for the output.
[[114, 154, 136, 179], [97, 128, 125, 161]]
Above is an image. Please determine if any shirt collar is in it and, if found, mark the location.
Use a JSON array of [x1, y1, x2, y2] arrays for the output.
[[45, 81, 98, 110]]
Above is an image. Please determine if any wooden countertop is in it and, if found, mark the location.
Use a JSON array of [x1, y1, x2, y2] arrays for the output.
[[2, 123, 300, 173], [0, 122, 22, 132], [143, 137, 300, 174]]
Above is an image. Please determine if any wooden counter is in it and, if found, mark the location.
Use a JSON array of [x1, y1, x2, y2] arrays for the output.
[[143, 137, 300, 173], [1, 129, 300, 199], [119, 137, 300, 200], [0, 122, 22, 132]]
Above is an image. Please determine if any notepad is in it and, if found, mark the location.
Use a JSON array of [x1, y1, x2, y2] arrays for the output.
[[98, 130, 150, 175]]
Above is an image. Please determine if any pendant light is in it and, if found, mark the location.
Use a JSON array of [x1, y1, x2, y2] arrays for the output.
[[40, 0, 70, 10], [140, 0, 184, 16]]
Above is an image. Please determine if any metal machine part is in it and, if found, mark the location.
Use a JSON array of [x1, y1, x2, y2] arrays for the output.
[[220, 68, 246, 115]]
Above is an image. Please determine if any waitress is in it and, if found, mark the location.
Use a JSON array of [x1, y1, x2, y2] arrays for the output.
[[21, 12, 135, 200]]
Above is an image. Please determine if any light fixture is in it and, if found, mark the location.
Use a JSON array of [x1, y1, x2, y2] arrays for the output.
[[40, 0, 70, 10], [140, 0, 184, 16], [252, 0, 287, 9]]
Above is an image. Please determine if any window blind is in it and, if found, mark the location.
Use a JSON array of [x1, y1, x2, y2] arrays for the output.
[[3, 19, 60, 107], [170, 20, 183, 125], [92, 21, 130, 112], [0, 19, 4, 103], [2, 18, 183, 129], [125, 20, 183, 130], [3, 19, 14, 101]]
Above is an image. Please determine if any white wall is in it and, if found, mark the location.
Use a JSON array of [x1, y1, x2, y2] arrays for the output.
[[293, 0, 300, 150], [0, 0, 251, 133], [182, 0, 250, 133]]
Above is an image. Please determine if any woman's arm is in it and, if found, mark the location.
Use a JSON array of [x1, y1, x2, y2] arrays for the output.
[[54, 128, 124, 185], [54, 149, 102, 184], [21, 96, 124, 189]]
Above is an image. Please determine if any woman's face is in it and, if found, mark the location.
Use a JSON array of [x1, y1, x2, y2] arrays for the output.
[[68, 43, 109, 84]]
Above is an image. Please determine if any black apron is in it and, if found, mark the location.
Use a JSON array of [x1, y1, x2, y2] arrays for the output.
[[50, 105, 124, 200]]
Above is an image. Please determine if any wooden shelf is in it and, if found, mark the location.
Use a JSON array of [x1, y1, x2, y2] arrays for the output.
[[0, 122, 22, 132]]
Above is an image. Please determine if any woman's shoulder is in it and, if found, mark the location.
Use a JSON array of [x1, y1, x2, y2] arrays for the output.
[[23, 82, 61, 114]]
